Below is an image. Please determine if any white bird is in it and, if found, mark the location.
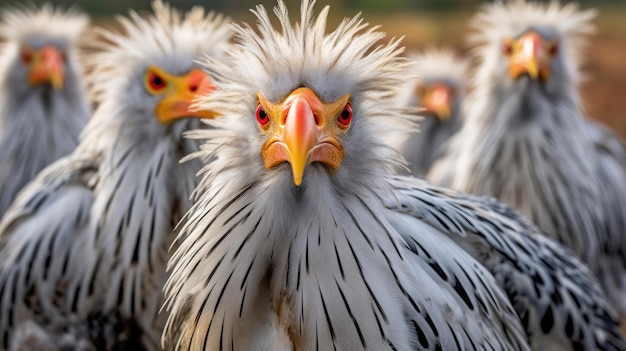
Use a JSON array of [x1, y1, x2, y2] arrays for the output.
[[163, 1, 533, 350], [428, 0, 626, 317], [0, 5, 91, 217], [0, 1, 230, 350], [397, 48, 468, 177]]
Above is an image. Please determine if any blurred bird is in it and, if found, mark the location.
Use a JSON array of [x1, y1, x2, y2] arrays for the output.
[[163, 1, 532, 350], [0, 1, 230, 350], [0, 5, 91, 218], [397, 48, 468, 177], [428, 0, 626, 316]]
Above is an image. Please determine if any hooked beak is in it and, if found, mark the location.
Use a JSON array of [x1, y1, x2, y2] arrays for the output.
[[283, 92, 320, 185], [508, 31, 552, 83], [155, 68, 219, 124], [260, 87, 348, 186], [421, 83, 454, 121], [28, 45, 64, 90]]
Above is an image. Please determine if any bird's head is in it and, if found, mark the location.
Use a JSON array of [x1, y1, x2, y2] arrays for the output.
[[82, 0, 230, 143], [0, 4, 88, 94], [191, 0, 413, 192], [470, 0, 595, 97], [404, 48, 469, 122]]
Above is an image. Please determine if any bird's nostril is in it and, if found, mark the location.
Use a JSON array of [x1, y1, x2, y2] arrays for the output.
[[190, 84, 198, 93]]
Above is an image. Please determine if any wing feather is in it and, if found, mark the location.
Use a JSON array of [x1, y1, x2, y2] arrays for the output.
[[386, 175, 626, 350], [0, 154, 98, 350]]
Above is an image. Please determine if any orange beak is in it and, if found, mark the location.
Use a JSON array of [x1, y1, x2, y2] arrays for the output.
[[508, 31, 552, 82], [28, 45, 64, 90], [155, 68, 219, 124], [261, 88, 348, 186], [282, 91, 321, 186], [421, 83, 453, 121]]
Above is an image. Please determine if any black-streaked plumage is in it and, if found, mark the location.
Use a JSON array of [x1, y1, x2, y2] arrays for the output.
[[386, 175, 626, 351], [0, 1, 230, 350], [0, 5, 91, 217], [428, 0, 626, 317], [163, 1, 531, 350]]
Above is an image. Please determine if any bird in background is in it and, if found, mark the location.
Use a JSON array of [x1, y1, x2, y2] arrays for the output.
[[428, 0, 626, 318], [397, 48, 468, 177], [163, 1, 533, 349], [0, 4, 91, 218], [0, 1, 230, 350]]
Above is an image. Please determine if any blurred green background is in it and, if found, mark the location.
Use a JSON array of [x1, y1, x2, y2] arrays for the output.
[[0, 0, 625, 138]]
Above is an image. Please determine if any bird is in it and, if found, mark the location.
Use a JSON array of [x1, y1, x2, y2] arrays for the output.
[[396, 48, 468, 177], [0, 4, 91, 218], [162, 1, 533, 350], [0, 1, 231, 350], [427, 0, 626, 317]]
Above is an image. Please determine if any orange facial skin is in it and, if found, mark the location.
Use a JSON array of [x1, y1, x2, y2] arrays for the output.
[[504, 31, 558, 83], [144, 66, 219, 124], [258, 87, 352, 186], [22, 45, 65, 90], [416, 82, 454, 121]]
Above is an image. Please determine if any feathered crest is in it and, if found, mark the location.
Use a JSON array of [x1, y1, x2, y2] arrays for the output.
[[85, 0, 231, 104], [189, 0, 414, 171], [470, 0, 595, 66], [0, 3, 89, 44], [407, 47, 470, 86]]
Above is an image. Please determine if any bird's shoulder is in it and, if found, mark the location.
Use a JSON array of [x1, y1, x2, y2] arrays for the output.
[[386, 208, 530, 351], [0, 151, 101, 349], [386, 175, 626, 350], [584, 117, 626, 166], [0, 152, 99, 237]]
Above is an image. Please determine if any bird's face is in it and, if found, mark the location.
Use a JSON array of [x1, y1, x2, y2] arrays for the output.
[[143, 65, 218, 124], [257, 87, 352, 186], [14, 40, 67, 91], [501, 30, 560, 84], [415, 81, 455, 121]]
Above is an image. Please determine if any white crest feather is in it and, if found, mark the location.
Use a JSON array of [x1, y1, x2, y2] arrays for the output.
[[470, 0, 595, 69], [85, 0, 231, 105], [407, 47, 470, 86], [0, 3, 89, 44], [189, 0, 416, 176]]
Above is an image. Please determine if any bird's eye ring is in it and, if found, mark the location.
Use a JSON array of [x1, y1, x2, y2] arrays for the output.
[[256, 103, 270, 128], [337, 102, 352, 129], [20, 50, 32, 64], [549, 43, 558, 56], [502, 41, 513, 56], [147, 72, 167, 92]]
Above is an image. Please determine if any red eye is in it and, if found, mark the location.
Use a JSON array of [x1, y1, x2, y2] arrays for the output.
[[20, 51, 32, 64], [337, 102, 352, 128], [148, 72, 167, 91], [256, 103, 269, 128], [502, 42, 513, 56], [549, 43, 558, 56]]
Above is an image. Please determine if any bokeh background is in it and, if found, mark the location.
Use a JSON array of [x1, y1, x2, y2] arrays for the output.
[[1, 0, 625, 139]]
